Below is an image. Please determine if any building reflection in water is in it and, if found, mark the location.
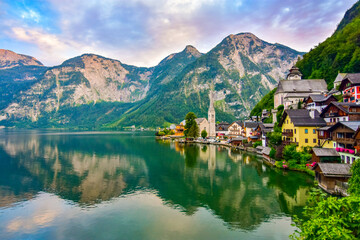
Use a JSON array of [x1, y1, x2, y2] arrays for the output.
[[0, 132, 313, 232]]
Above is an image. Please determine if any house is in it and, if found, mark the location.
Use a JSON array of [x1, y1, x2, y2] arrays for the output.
[[328, 121, 360, 164], [304, 94, 337, 113], [316, 126, 335, 148], [261, 109, 270, 120], [274, 66, 328, 109], [229, 137, 247, 147], [338, 73, 360, 103], [333, 72, 348, 89], [311, 148, 341, 163], [312, 163, 351, 195], [195, 118, 209, 135], [243, 121, 259, 138], [320, 102, 360, 125], [216, 122, 230, 137], [256, 123, 274, 147], [279, 109, 326, 149], [228, 121, 243, 137]]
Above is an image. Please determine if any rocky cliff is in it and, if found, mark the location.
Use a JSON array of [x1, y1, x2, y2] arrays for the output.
[[0, 33, 303, 128]]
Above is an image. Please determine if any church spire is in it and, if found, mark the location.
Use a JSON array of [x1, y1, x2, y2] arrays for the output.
[[208, 84, 216, 137]]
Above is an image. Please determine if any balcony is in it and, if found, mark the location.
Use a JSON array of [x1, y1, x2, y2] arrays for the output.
[[343, 92, 352, 98], [282, 140, 298, 146], [335, 148, 356, 154], [282, 130, 293, 137], [325, 112, 339, 117]]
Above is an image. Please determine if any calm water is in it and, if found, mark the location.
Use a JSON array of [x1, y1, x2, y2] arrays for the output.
[[0, 130, 313, 240]]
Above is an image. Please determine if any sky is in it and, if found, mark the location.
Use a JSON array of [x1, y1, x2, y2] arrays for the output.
[[0, 0, 358, 67]]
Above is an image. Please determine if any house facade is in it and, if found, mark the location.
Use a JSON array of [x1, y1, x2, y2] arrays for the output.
[[279, 109, 326, 149], [339, 73, 360, 103], [320, 102, 360, 125], [328, 121, 360, 164], [228, 121, 244, 137], [304, 94, 337, 113]]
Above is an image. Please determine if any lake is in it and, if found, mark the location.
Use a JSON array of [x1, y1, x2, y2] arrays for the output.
[[0, 130, 313, 240]]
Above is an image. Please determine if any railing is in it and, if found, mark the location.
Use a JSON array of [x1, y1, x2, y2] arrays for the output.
[[335, 148, 356, 154], [282, 140, 298, 146], [333, 137, 355, 145], [282, 130, 293, 137], [325, 113, 339, 117]]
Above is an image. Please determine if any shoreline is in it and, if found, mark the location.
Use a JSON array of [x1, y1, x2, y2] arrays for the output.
[[157, 136, 315, 177]]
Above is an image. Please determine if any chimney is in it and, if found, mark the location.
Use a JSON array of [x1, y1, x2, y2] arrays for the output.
[[309, 109, 316, 119], [271, 109, 278, 123]]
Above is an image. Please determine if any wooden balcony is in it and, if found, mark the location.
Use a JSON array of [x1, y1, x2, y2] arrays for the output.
[[282, 130, 293, 137], [282, 140, 298, 146], [333, 137, 355, 145], [325, 113, 339, 117]]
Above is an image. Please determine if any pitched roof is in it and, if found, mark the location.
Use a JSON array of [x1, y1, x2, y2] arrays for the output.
[[315, 163, 352, 177], [312, 148, 340, 157], [344, 73, 360, 84], [244, 121, 259, 128], [276, 79, 328, 94], [320, 102, 360, 117], [195, 118, 207, 124], [280, 109, 326, 127], [216, 123, 229, 131], [230, 137, 246, 142], [307, 94, 336, 103], [328, 121, 360, 132]]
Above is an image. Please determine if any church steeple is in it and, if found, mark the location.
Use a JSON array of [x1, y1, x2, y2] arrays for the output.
[[208, 85, 216, 137]]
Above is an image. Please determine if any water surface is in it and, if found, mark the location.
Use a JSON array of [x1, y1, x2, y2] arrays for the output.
[[0, 130, 313, 239]]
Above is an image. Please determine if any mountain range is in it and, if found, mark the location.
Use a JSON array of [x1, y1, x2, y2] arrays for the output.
[[0, 33, 303, 128]]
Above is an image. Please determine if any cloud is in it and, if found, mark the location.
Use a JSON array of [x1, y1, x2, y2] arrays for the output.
[[0, 0, 358, 67]]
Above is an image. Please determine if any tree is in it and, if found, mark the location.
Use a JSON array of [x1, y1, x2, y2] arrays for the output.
[[291, 157, 360, 239], [267, 131, 282, 147], [201, 129, 208, 138], [348, 159, 360, 195], [184, 112, 199, 138]]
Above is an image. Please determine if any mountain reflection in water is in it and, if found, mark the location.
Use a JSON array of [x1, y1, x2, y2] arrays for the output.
[[0, 130, 313, 239]]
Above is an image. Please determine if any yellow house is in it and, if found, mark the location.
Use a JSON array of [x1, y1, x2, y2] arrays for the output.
[[279, 109, 327, 149]]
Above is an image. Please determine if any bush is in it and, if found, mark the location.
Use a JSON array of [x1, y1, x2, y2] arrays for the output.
[[252, 141, 262, 148], [201, 129, 208, 138]]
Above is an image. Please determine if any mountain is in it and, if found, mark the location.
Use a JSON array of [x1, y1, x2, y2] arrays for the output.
[[296, 1, 360, 89], [112, 33, 303, 127], [0, 49, 43, 69], [0, 33, 303, 128], [0, 49, 48, 110]]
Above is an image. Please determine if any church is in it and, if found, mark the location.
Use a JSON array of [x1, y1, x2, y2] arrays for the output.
[[274, 66, 328, 109]]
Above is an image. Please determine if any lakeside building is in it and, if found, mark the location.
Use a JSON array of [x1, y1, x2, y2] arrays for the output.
[[274, 66, 328, 109], [279, 109, 326, 149], [195, 118, 209, 135], [304, 94, 337, 113], [243, 121, 259, 138], [311, 148, 341, 163], [339, 73, 360, 103], [255, 123, 274, 147], [228, 121, 244, 137], [312, 163, 352, 195], [327, 121, 360, 164], [216, 122, 230, 137], [320, 102, 360, 125]]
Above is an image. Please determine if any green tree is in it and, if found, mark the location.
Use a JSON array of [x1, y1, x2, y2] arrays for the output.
[[201, 129, 208, 138], [267, 131, 282, 147], [348, 159, 360, 195], [184, 112, 199, 138]]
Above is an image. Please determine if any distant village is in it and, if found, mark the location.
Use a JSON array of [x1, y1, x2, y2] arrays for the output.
[[158, 66, 360, 196]]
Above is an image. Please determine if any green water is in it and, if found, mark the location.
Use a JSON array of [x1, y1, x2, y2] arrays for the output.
[[0, 130, 313, 240]]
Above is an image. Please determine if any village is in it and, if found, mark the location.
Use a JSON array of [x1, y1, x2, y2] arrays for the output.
[[157, 66, 360, 197]]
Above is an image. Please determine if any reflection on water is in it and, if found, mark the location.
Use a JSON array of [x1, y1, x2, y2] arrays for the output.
[[0, 130, 313, 239]]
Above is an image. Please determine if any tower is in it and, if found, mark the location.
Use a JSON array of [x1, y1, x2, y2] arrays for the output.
[[208, 87, 216, 137]]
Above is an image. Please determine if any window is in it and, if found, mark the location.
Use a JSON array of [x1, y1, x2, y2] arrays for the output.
[[318, 140, 320, 145], [294, 129, 296, 134], [305, 138, 308, 143], [333, 142, 336, 147], [305, 129, 308, 134], [295, 138, 296, 142], [313, 129, 316, 134], [313, 139, 316, 143]]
